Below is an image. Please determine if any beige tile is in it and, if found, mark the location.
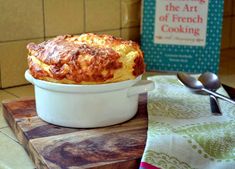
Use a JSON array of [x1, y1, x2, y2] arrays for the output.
[[0, 39, 43, 88], [143, 72, 157, 80], [221, 17, 231, 49], [45, 36, 56, 41], [0, 90, 16, 128], [219, 74, 235, 88], [44, 0, 84, 37], [95, 29, 121, 37], [121, 0, 141, 28], [0, 127, 18, 142], [0, 90, 16, 102], [0, 0, 43, 42], [219, 69, 235, 87], [46, 31, 119, 40], [0, 106, 8, 129], [86, 0, 120, 32], [0, 132, 35, 169], [121, 27, 140, 42], [224, 0, 233, 16], [4, 85, 35, 98], [45, 33, 83, 41], [230, 17, 235, 48]]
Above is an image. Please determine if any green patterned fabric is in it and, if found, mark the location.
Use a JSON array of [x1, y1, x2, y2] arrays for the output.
[[141, 75, 235, 169]]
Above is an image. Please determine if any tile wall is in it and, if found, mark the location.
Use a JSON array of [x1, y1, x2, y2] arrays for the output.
[[0, 0, 141, 88], [0, 0, 234, 88]]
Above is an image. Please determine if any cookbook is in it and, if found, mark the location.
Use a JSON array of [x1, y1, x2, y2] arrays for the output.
[[141, 0, 224, 73]]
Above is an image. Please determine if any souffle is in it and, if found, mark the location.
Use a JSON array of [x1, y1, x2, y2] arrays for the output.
[[27, 33, 145, 84]]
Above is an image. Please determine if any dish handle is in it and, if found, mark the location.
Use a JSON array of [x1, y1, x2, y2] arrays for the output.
[[25, 70, 34, 85], [127, 80, 155, 97]]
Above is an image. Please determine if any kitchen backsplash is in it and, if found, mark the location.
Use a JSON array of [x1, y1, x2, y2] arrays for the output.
[[0, 0, 234, 88]]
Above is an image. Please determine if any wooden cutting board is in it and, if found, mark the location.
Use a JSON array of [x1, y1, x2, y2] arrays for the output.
[[2, 94, 148, 169]]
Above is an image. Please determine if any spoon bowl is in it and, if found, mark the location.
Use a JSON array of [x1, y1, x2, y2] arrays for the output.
[[177, 72, 235, 105], [198, 72, 222, 115], [177, 72, 204, 91], [198, 72, 221, 91]]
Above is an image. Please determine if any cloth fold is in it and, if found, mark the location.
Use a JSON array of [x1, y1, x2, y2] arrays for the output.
[[140, 75, 235, 169]]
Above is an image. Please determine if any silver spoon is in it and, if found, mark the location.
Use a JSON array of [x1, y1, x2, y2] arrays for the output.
[[198, 72, 222, 115], [177, 72, 235, 104]]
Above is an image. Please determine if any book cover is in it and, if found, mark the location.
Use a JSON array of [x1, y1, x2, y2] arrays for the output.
[[141, 0, 224, 73]]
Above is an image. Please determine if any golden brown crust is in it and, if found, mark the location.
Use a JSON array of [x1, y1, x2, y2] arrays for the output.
[[27, 33, 145, 84]]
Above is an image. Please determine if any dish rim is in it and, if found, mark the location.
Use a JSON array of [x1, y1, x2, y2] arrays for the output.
[[25, 70, 142, 93]]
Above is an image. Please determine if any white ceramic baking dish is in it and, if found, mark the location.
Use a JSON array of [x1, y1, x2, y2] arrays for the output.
[[25, 70, 154, 128]]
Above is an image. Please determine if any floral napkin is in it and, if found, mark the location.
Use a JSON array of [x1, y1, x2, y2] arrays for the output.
[[140, 75, 235, 169]]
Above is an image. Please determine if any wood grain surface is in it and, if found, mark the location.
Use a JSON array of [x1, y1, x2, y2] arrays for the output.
[[2, 94, 148, 169]]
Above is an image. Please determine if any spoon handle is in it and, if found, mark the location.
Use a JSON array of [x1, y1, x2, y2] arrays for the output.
[[209, 95, 222, 115], [202, 88, 235, 104]]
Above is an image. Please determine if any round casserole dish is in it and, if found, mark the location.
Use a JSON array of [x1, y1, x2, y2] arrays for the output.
[[25, 70, 154, 128]]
